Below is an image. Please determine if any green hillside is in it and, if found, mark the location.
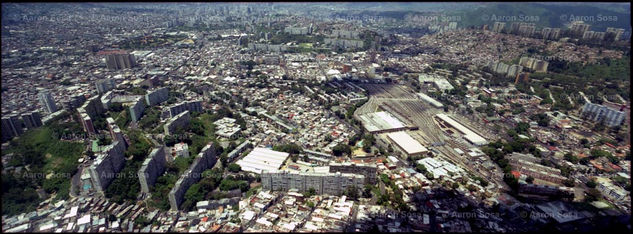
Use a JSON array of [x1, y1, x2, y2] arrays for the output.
[[457, 3, 630, 31]]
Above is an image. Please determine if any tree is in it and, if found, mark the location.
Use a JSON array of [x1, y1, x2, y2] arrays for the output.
[[362, 144, 371, 153], [415, 163, 428, 173], [612, 176, 628, 186], [580, 138, 589, 145], [504, 174, 519, 191], [306, 201, 315, 208], [563, 179, 575, 187], [304, 187, 316, 197], [219, 153, 228, 167], [185, 184, 204, 204], [332, 143, 352, 156], [564, 153, 579, 164], [514, 122, 530, 135], [590, 149, 611, 159], [219, 178, 249, 192], [593, 122, 605, 132], [134, 216, 151, 228], [378, 193, 390, 206], [189, 119, 205, 136], [363, 134, 376, 146], [344, 186, 359, 200], [272, 143, 302, 154], [584, 188, 602, 202], [585, 180, 597, 188], [109, 103, 124, 112], [363, 185, 372, 198], [607, 155, 620, 164], [228, 163, 241, 173], [380, 174, 391, 185]]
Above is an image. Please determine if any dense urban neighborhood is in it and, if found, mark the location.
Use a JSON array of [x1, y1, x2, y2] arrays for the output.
[[1, 2, 631, 233]]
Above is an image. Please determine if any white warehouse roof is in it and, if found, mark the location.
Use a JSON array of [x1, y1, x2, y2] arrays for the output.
[[236, 147, 290, 174], [359, 111, 405, 132], [416, 92, 444, 108], [436, 114, 488, 146], [387, 131, 428, 155]]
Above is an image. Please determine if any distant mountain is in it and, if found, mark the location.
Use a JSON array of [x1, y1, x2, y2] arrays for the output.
[[456, 2, 630, 31], [335, 2, 483, 12]]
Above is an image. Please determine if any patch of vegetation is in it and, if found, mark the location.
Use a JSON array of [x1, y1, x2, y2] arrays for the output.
[[2, 123, 85, 216]]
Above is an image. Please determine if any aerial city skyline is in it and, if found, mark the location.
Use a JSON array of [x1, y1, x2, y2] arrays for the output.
[[1, 2, 631, 233]]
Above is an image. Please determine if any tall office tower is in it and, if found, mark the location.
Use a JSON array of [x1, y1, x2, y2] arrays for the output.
[[1, 118, 14, 142], [533, 60, 549, 73], [509, 22, 520, 34], [95, 78, 116, 94], [62, 94, 87, 111], [492, 22, 505, 33], [515, 72, 529, 84], [542, 27, 552, 39], [1, 116, 22, 141], [570, 21, 590, 37], [105, 51, 136, 70], [550, 28, 561, 40], [80, 113, 96, 135], [606, 27, 625, 41], [582, 102, 626, 127], [22, 111, 42, 129], [506, 65, 523, 78], [583, 31, 596, 40], [541, 28, 560, 40], [517, 23, 536, 37], [1, 114, 24, 142], [38, 90, 58, 113]]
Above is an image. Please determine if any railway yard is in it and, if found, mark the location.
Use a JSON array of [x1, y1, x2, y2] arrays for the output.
[[355, 83, 508, 193]]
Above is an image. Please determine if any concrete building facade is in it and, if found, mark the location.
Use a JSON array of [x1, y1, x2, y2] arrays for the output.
[[21, 111, 43, 130], [164, 111, 191, 136], [261, 171, 364, 196], [138, 146, 167, 194], [88, 141, 126, 194], [329, 162, 377, 184], [168, 143, 217, 210], [38, 90, 58, 114], [145, 87, 169, 106], [106, 53, 136, 70], [166, 100, 202, 118], [582, 102, 626, 127], [95, 79, 116, 94], [129, 97, 145, 122]]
